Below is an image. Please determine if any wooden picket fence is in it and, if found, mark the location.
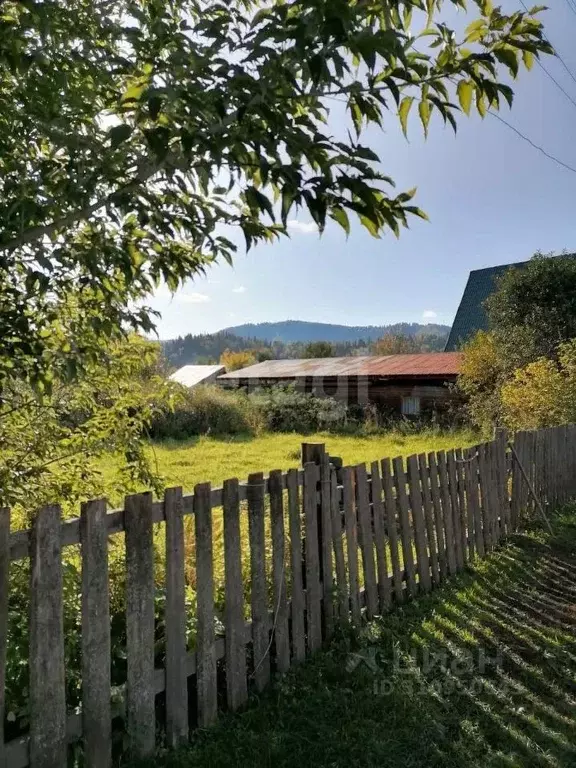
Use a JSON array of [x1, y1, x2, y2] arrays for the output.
[[1, 424, 576, 767]]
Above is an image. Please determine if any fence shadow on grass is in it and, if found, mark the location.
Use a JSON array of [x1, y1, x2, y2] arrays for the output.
[[148, 511, 576, 768]]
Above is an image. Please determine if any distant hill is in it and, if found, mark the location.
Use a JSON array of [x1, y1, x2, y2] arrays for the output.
[[223, 320, 450, 343], [162, 321, 451, 368]]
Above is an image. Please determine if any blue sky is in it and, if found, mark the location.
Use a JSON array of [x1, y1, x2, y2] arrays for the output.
[[151, 0, 576, 340]]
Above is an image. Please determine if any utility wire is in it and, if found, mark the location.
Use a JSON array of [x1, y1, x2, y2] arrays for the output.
[[489, 111, 576, 175], [519, 0, 576, 95]]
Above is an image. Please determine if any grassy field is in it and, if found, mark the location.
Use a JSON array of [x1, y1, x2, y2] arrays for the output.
[[143, 509, 576, 768], [99, 428, 478, 504]]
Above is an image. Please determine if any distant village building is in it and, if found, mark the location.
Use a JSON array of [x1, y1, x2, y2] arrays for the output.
[[218, 353, 462, 417], [169, 364, 225, 388]]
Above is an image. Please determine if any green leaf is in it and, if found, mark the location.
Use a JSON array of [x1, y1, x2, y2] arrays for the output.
[[330, 207, 350, 235], [476, 88, 487, 118], [418, 99, 431, 137], [360, 214, 381, 238], [493, 47, 519, 78], [457, 80, 474, 115], [398, 96, 414, 138], [498, 83, 514, 108], [108, 124, 132, 148], [522, 49, 534, 70]]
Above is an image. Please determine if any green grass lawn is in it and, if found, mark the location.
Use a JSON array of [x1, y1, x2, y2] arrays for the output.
[[99, 428, 477, 504], [144, 509, 576, 768]]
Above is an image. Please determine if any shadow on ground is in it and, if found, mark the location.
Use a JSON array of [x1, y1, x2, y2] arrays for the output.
[[150, 510, 576, 768]]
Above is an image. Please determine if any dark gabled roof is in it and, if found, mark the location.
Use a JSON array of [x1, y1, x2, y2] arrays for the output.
[[446, 254, 576, 351], [218, 353, 463, 380]]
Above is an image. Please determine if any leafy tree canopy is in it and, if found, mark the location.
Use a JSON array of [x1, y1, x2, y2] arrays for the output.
[[220, 348, 258, 371], [372, 333, 420, 355], [486, 251, 576, 367], [0, 0, 551, 386], [303, 341, 334, 358]]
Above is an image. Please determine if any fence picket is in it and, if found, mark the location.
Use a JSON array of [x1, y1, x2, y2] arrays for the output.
[[407, 455, 431, 593], [164, 488, 188, 747], [428, 453, 447, 581], [381, 459, 403, 604], [330, 468, 348, 621], [462, 449, 476, 560], [447, 451, 464, 571], [304, 463, 322, 651], [370, 462, 391, 611], [223, 479, 248, 711], [80, 499, 112, 768], [287, 469, 306, 662], [29, 505, 66, 768], [418, 454, 440, 586], [125, 493, 155, 758], [269, 470, 290, 673], [436, 452, 457, 575], [320, 457, 335, 639], [393, 457, 417, 598], [355, 464, 379, 618], [247, 473, 271, 690], [477, 445, 493, 552], [0, 508, 8, 768], [342, 466, 362, 624], [455, 448, 469, 563]]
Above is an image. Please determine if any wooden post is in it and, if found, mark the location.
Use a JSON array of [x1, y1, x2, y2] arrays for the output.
[[301, 443, 327, 581]]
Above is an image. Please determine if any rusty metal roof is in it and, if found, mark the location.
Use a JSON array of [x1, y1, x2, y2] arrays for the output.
[[218, 353, 463, 380]]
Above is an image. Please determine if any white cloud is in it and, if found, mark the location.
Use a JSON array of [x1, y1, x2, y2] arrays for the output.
[[287, 219, 318, 235], [232, 286, 246, 294], [179, 292, 211, 304], [422, 310, 438, 320]]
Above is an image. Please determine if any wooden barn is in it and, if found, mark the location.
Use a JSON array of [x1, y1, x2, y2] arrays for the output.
[[218, 353, 463, 418]]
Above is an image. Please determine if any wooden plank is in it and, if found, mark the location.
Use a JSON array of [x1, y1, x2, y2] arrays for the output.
[[303, 463, 322, 651], [436, 451, 457, 575], [381, 459, 403, 603], [125, 493, 155, 758], [427, 453, 447, 581], [418, 454, 440, 586], [247, 472, 270, 690], [330, 467, 348, 621], [0, 509, 7, 768], [269, 470, 290, 673], [490, 440, 503, 543], [80, 499, 112, 768], [342, 466, 362, 624], [164, 488, 188, 747], [370, 462, 391, 611], [319, 456, 334, 639], [392, 457, 417, 598], [194, 483, 218, 725], [29, 505, 66, 768], [447, 451, 464, 571], [286, 469, 306, 662], [510, 432, 523, 531], [454, 448, 469, 563], [469, 447, 485, 556], [223, 479, 248, 710], [355, 464, 379, 618], [462, 449, 476, 560], [477, 444, 493, 552], [407, 455, 431, 593]]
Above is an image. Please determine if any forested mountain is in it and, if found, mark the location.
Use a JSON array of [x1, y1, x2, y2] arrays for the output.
[[223, 320, 450, 343], [162, 322, 450, 367]]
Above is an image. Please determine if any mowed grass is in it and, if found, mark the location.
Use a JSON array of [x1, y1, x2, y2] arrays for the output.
[[98, 429, 478, 504], [142, 510, 576, 768]]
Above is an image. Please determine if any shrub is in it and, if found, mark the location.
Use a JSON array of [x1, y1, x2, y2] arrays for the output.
[[149, 385, 262, 439], [250, 384, 348, 433]]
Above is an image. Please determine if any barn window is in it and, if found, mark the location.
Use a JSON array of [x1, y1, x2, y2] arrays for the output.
[[401, 396, 421, 416]]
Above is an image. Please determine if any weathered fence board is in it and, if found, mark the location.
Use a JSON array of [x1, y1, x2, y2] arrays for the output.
[[303, 464, 322, 651], [454, 448, 468, 564], [447, 451, 464, 571], [418, 454, 440, 586], [287, 469, 306, 662], [0, 509, 9, 768], [436, 452, 457, 576], [319, 457, 335, 639], [80, 499, 112, 767], [125, 493, 155, 759], [269, 470, 290, 673], [330, 469, 348, 621], [342, 466, 362, 623], [247, 473, 270, 691], [393, 457, 417, 597], [370, 462, 391, 612], [381, 459, 404, 604], [428, 453, 447, 581], [407, 455, 431, 593], [223, 479, 248, 711], [355, 464, 379, 618]]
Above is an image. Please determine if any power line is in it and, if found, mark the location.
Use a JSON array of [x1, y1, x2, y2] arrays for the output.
[[518, 0, 576, 96], [489, 111, 576, 175]]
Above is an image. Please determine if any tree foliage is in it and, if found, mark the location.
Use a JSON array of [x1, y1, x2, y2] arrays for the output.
[[0, 0, 552, 386], [486, 252, 576, 367], [220, 348, 258, 372], [372, 333, 420, 355], [303, 341, 334, 358]]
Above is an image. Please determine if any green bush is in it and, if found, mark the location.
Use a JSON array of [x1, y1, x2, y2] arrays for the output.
[[250, 384, 348, 434], [149, 384, 263, 439]]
